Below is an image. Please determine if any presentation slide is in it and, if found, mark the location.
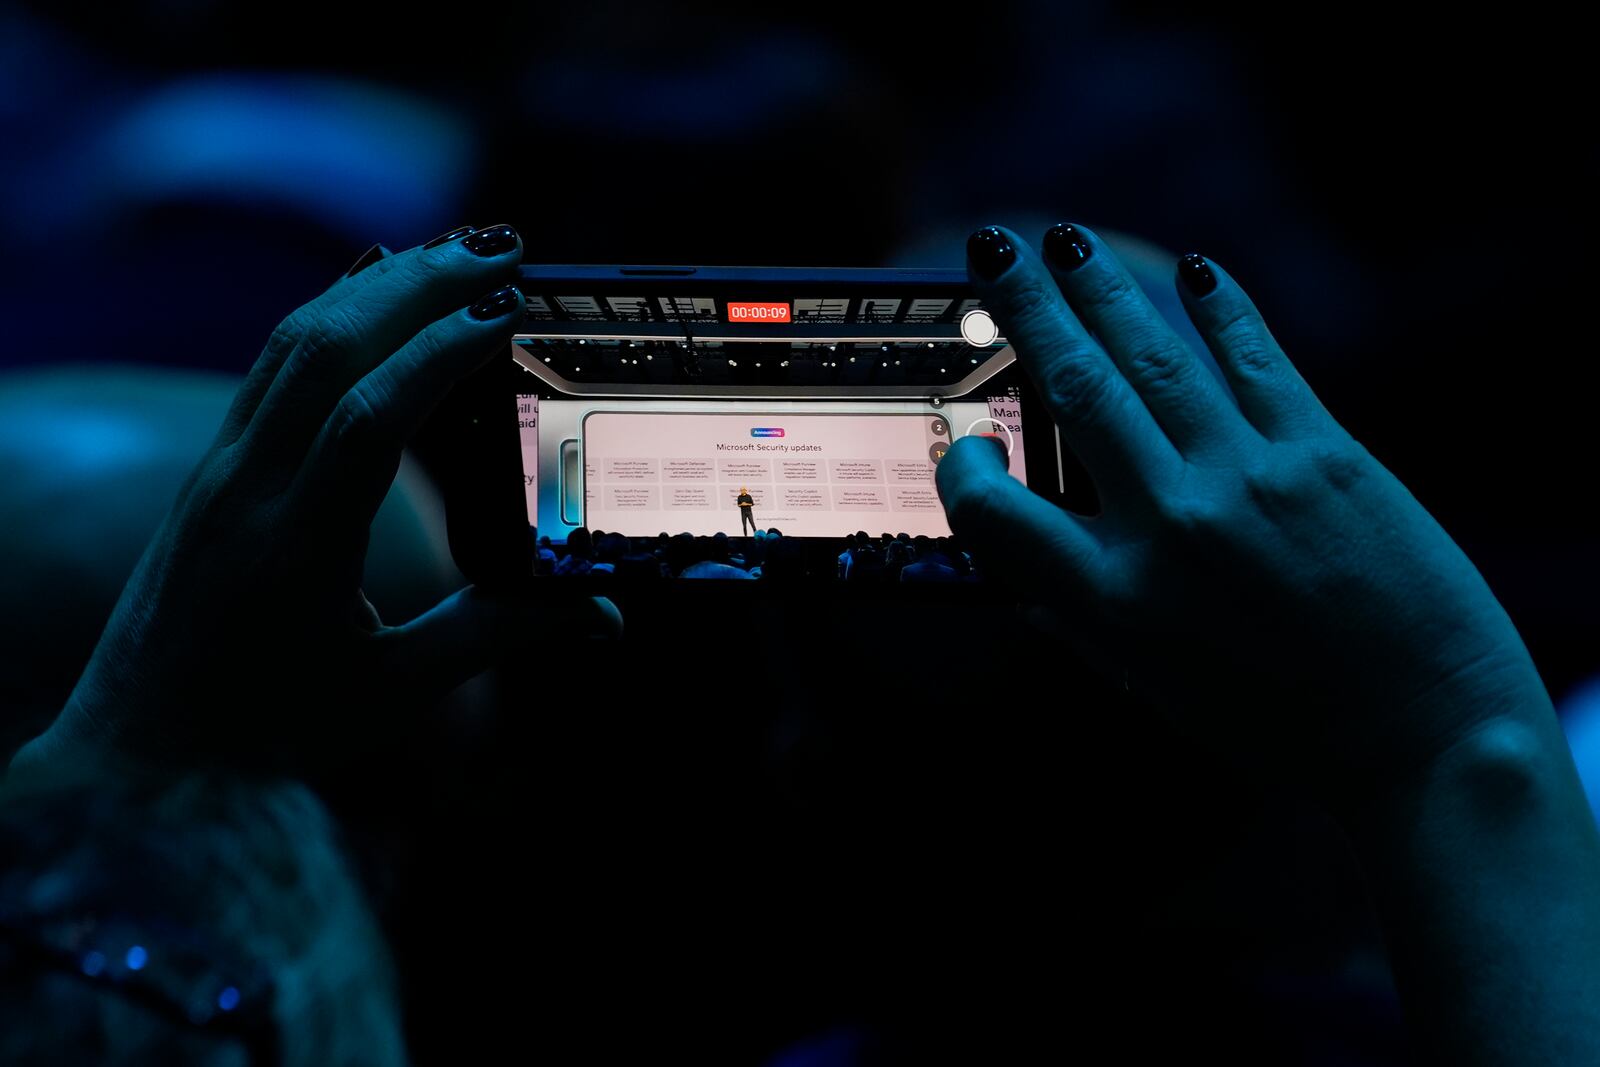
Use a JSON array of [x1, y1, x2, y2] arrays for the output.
[[582, 411, 953, 537], [517, 397, 1027, 541]]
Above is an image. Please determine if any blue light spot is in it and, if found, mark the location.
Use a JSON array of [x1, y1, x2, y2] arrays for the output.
[[125, 945, 147, 971], [218, 986, 241, 1012], [81, 951, 106, 976]]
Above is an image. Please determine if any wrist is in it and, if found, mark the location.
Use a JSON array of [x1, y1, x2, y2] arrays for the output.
[[1348, 634, 1553, 804], [1341, 696, 1573, 859], [1335, 696, 1600, 1064]]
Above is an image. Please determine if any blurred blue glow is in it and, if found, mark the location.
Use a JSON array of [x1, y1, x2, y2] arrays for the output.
[[16, 73, 472, 241], [80, 950, 107, 977], [0, 407, 164, 475], [125, 944, 147, 970], [218, 986, 241, 1012]]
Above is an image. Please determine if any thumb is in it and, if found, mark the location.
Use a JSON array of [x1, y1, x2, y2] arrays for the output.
[[935, 434, 1098, 594]]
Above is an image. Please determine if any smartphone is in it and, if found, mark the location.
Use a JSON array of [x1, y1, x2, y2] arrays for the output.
[[423, 265, 1088, 590]]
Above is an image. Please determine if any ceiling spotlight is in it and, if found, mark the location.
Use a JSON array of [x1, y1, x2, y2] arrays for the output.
[[578, 339, 586, 345], [939, 367, 945, 373], [970, 357, 979, 364], [543, 356, 551, 362], [754, 362, 761, 368], [728, 360, 738, 367], [849, 356, 856, 363], [927, 342, 935, 348], [646, 354, 653, 360], [574, 366, 582, 372], [882, 362, 888, 368], [780, 360, 790, 368], [829, 344, 837, 351], [894, 360, 901, 366]]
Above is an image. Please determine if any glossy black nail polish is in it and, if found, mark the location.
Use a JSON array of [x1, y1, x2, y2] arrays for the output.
[[1178, 253, 1217, 297], [423, 225, 474, 249], [469, 285, 522, 320], [1043, 224, 1092, 272], [967, 227, 1017, 281], [345, 243, 385, 277], [463, 224, 518, 257]]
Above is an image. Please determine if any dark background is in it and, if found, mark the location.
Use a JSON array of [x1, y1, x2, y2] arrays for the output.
[[1, 3, 1593, 1063]]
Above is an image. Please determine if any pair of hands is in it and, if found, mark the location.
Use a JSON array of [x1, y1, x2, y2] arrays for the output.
[[14, 220, 1547, 816]]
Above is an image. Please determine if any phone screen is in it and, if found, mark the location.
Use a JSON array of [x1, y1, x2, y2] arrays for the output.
[[455, 265, 1077, 585], [518, 395, 1029, 540]]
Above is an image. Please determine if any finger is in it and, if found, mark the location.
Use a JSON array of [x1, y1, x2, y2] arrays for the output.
[[214, 227, 476, 450], [1174, 253, 1335, 441], [236, 224, 521, 475], [1039, 223, 1250, 456], [295, 284, 524, 532], [967, 226, 1180, 501], [214, 244, 397, 448], [374, 587, 622, 699], [935, 434, 1102, 596]]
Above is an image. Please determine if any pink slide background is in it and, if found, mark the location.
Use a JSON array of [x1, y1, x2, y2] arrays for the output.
[[582, 411, 950, 537]]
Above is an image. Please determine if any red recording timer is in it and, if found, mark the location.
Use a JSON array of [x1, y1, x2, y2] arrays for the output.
[[727, 302, 791, 322]]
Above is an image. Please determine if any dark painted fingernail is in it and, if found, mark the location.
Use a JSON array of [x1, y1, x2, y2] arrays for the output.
[[345, 243, 386, 277], [463, 224, 519, 257], [1178, 253, 1217, 297], [469, 285, 522, 320], [967, 227, 1017, 281], [1043, 224, 1092, 272], [423, 224, 475, 249]]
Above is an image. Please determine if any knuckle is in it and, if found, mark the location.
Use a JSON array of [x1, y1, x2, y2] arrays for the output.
[[1159, 496, 1216, 534], [1307, 437, 1370, 492], [405, 247, 462, 290], [265, 311, 311, 359], [1237, 438, 1369, 517], [999, 274, 1064, 335], [1212, 306, 1277, 375], [1075, 268, 1139, 316], [297, 304, 366, 373], [1155, 477, 1224, 534], [1240, 456, 1290, 512], [1123, 333, 1192, 396], [405, 321, 454, 368], [1038, 351, 1118, 422], [329, 383, 391, 453]]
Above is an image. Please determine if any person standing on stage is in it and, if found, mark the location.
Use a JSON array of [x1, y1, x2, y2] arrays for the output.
[[736, 486, 758, 536]]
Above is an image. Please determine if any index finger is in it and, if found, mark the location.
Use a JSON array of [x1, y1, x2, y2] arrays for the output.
[[216, 225, 476, 449], [967, 226, 1181, 504], [236, 224, 522, 477]]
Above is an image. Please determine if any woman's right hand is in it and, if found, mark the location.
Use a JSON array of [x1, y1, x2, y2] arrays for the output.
[[935, 224, 1553, 808]]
